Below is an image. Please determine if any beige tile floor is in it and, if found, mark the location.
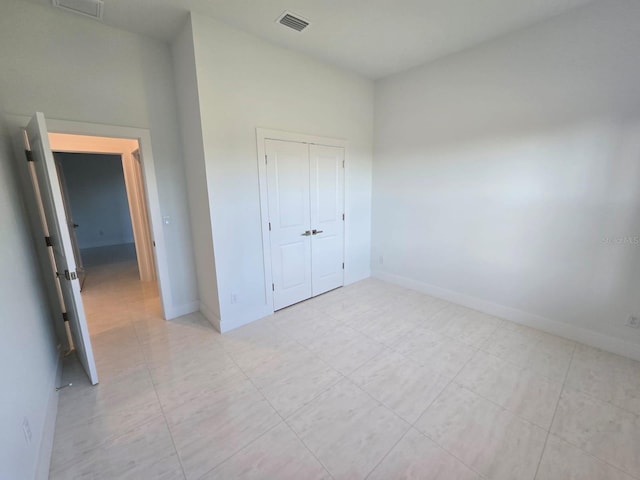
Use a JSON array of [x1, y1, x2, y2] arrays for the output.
[[50, 264, 640, 480]]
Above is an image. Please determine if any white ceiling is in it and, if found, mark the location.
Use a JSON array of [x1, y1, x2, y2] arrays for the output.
[[30, 0, 596, 78]]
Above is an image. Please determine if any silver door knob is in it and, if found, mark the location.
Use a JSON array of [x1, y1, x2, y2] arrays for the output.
[[301, 230, 312, 236], [312, 229, 323, 235]]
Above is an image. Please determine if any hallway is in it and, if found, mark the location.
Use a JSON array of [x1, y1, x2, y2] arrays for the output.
[[80, 243, 161, 337]]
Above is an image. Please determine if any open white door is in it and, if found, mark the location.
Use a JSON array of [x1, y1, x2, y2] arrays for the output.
[[310, 144, 345, 295], [27, 113, 98, 385], [266, 139, 312, 310], [54, 158, 86, 289]]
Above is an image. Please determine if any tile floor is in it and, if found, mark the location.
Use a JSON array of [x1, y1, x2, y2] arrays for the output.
[[50, 266, 640, 480]]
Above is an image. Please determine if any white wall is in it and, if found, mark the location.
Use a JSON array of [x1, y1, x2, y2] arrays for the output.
[[186, 13, 374, 330], [0, 0, 198, 316], [373, 0, 640, 357], [171, 18, 221, 321], [56, 152, 135, 249], [0, 132, 60, 480]]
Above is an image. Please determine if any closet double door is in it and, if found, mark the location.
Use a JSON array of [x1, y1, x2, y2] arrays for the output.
[[266, 139, 344, 310]]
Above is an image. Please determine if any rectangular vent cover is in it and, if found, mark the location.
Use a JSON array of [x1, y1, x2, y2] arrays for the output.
[[277, 12, 310, 32], [52, 0, 104, 20]]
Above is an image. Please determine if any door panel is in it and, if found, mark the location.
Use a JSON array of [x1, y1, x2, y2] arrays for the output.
[[23, 154, 71, 352], [27, 113, 98, 385], [55, 158, 86, 289], [265, 139, 312, 310], [310, 144, 345, 296], [280, 242, 307, 288]]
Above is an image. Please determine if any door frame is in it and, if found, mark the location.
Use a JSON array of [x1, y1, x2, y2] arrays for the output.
[[32, 118, 172, 319], [49, 136, 157, 284], [256, 128, 347, 313]]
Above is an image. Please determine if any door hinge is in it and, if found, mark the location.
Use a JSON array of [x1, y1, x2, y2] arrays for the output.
[[45, 236, 53, 247], [62, 312, 68, 322], [25, 150, 33, 162], [342, 213, 345, 221], [265, 154, 268, 164], [342, 262, 345, 270], [268, 222, 271, 231], [342, 160, 345, 168], [272, 283, 275, 291], [57, 270, 77, 281]]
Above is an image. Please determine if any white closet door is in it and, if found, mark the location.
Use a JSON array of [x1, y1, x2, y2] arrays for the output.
[[310, 144, 345, 296], [265, 139, 312, 310]]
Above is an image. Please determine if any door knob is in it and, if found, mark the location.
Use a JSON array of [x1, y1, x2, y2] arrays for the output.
[[312, 229, 323, 235], [301, 230, 312, 236]]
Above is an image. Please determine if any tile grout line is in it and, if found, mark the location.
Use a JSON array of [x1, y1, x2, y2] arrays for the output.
[[363, 425, 413, 480], [537, 344, 640, 480], [472, 344, 567, 384], [552, 435, 640, 480], [239, 352, 338, 480], [245, 301, 420, 478], [133, 320, 189, 480], [531, 341, 577, 480], [161, 344, 280, 480], [290, 312, 430, 436], [403, 328, 573, 478], [554, 359, 640, 419], [48, 396, 165, 476], [473, 344, 569, 386], [408, 343, 480, 428], [446, 346, 568, 431], [279, 414, 336, 480], [207, 344, 338, 480], [193, 421, 286, 480], [402, 348, 488, 479], [336, 300, 503, 478]]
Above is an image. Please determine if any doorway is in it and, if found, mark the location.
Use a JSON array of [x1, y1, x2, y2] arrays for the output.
[[40, 119, 172, 314], [51, 144, 159, 337], [18, 113, 173, 385]]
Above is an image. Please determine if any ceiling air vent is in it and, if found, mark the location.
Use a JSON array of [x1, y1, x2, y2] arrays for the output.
[[276, 11, 310, 32], [52, 0, 104, 20]]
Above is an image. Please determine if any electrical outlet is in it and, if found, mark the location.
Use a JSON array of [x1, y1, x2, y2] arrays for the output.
[[379, 255, 384, 265], [231, 293, 238, 304], [22, 417, 32, 445], [626, 315, 640, 328]]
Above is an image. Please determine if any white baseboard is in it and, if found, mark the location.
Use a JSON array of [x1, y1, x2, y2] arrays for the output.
[[373, 270, 640, 362], [219, 307, 273, 333], [164, 300, 200, 320], [345, 268, 371, 286], [200, 301, 272, 334], [35, 352, 63, 480], [167, 300, 264, 335]]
